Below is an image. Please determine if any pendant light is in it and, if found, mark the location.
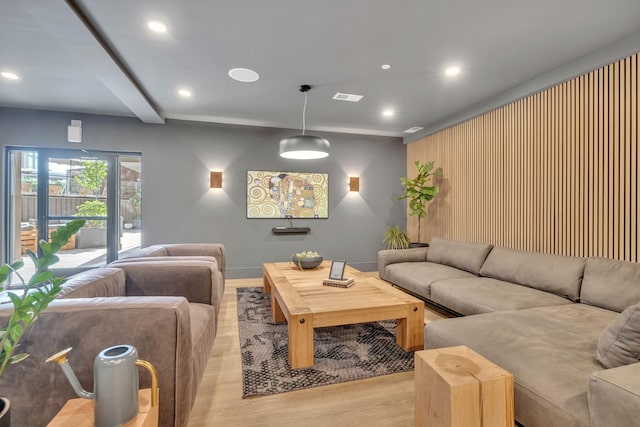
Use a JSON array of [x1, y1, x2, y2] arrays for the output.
[[279, 85, 330, 159]]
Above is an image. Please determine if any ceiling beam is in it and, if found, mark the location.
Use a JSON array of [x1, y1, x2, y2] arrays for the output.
[[65, 0, 164, 124]]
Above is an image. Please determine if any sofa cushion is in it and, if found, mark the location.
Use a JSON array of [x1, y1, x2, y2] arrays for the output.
[[118, 245, 168, 259], [596, 303, 640, 369], [479, 246, 585, 301], [430, 277, 573, 315], [581, 258, 640, 313], [57, 268, 126, 298], [424, 304, 617, 427], [384, 262, 476, 299], [426, 238, 493, 275]]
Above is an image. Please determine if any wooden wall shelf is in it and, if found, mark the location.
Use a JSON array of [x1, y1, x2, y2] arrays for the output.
[[271, 227, 310, 234]]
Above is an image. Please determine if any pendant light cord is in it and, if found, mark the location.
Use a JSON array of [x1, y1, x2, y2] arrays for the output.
[[302, 92, 307, 135]]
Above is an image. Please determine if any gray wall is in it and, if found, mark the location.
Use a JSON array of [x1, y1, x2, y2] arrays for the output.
[[0, 107, 406, 278]]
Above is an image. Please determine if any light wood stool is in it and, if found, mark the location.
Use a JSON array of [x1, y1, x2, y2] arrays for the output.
[[415, 346, 514, 427], [47, 388, 158, 427]]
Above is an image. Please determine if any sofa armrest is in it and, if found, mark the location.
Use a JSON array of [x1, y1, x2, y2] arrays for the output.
[[113, 259, 223, 310], [589, 362, 640, 427], [378, 248, 429, 280], [0, 296, 194, 427]]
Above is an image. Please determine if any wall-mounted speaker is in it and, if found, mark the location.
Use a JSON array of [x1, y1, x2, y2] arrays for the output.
[[68, 120, 82, 143]]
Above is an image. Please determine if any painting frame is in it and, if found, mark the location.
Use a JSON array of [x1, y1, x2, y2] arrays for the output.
[[246, 170, 329, 219]]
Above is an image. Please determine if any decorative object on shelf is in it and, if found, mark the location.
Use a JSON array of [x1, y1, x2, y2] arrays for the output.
[[0, 219, 85, 425], [399, 161, 439, 244], [247, 170, 328, 218], [349, 177, 360, 192], [46, 345, 158, 427], [290, 251, 323, 269], [382, 225, 410, 250], [209, 171, 222, 189], [279, 85, 330, 159]]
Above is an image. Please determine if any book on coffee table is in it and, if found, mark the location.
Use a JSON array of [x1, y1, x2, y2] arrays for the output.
[[322, 278, 355, 288]]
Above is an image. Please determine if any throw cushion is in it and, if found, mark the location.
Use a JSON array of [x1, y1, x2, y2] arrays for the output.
[[426, 238, 493, 275], [479, 246, 585, 301], [57, 268, 126, 298], [581, 257, 640, 313], [596, 302, 640, 369]]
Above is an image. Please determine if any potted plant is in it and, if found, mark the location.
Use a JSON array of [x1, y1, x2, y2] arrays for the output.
[[75, 200, 107, 248], [398, 161, 439, 246], [74, 160, 108, 249], [130, 191, 142, 229], [382, 226, 410, 250], [0, 219, 85, 424]]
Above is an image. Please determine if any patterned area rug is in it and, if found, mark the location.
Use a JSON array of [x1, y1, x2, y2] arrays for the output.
[[237, 287, 415, 398]]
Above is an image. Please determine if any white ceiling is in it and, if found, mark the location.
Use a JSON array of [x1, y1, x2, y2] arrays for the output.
[[1, 0, 640, 138]]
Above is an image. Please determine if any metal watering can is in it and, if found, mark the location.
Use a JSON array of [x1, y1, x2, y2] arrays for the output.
[[46, 345, 158, 427]]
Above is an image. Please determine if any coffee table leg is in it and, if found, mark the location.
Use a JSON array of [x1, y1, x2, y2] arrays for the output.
[[396, 302, 425, 351], [271, 293, 286, 323], [288, 313, 314, 368], [263, 274, 272, 294]]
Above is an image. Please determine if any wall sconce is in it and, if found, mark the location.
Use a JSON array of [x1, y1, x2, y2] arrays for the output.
[[349, 177, 360, 192], [210, 171, 223, 189]]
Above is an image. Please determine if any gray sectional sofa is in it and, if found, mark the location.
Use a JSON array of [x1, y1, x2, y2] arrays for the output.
[[0, 243, 225, 427], [379, 238, 640, 427]]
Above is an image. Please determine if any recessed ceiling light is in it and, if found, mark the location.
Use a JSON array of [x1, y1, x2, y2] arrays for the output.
[[381, 64, 392, 70], [228, 68, 259, 83], [178, 88, 192, 98], [147, 20, 167, 33], [1, 71, 20, 80], [383, 109, 395, 117], [403, 126, 424, 134], [445, 66, 461, 77]]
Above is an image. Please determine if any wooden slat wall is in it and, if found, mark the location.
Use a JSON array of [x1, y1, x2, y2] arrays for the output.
[[409, 52, 639, 261]]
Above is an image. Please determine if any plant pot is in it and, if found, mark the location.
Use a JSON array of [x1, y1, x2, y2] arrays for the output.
[[0, 397, 10, 427], [123, 223, 134, 230], [291, 255, 323, 269], [132, 219, 142, 229], [76, 227, 107, 249]]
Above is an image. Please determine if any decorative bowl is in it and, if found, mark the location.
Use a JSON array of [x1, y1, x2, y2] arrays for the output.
[[291, 255, 323, 269]]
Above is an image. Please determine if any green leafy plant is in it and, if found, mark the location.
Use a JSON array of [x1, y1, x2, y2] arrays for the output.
[[0, 219, 85, 377], [382, 226, 410, 250], [398, 161, 439, 244], [130, 190, 142, 220], [73, 160, 107, 197], [76, 200, 107, 227]]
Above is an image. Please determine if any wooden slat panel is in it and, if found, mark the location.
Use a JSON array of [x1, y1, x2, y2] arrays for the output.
[[407, 52, 640, 263]]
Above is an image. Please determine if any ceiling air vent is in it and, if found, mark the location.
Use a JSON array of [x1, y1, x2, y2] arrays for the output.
[[403, 127, 424, 134], [332, 92, 363, 102]]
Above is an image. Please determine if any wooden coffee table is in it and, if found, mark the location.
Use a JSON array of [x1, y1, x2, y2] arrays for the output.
[[263, 261, 424, 368]]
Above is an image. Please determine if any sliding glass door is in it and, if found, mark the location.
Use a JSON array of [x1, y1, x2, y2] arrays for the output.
[[4, 147, 142, 280]]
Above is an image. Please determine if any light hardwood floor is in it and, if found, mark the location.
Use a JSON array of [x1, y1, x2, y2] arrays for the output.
[[187, 275, 449, 427]]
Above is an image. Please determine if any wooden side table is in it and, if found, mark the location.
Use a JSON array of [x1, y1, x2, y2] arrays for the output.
[[415, 346, 514, 427], [47, 388, 158, 427]]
